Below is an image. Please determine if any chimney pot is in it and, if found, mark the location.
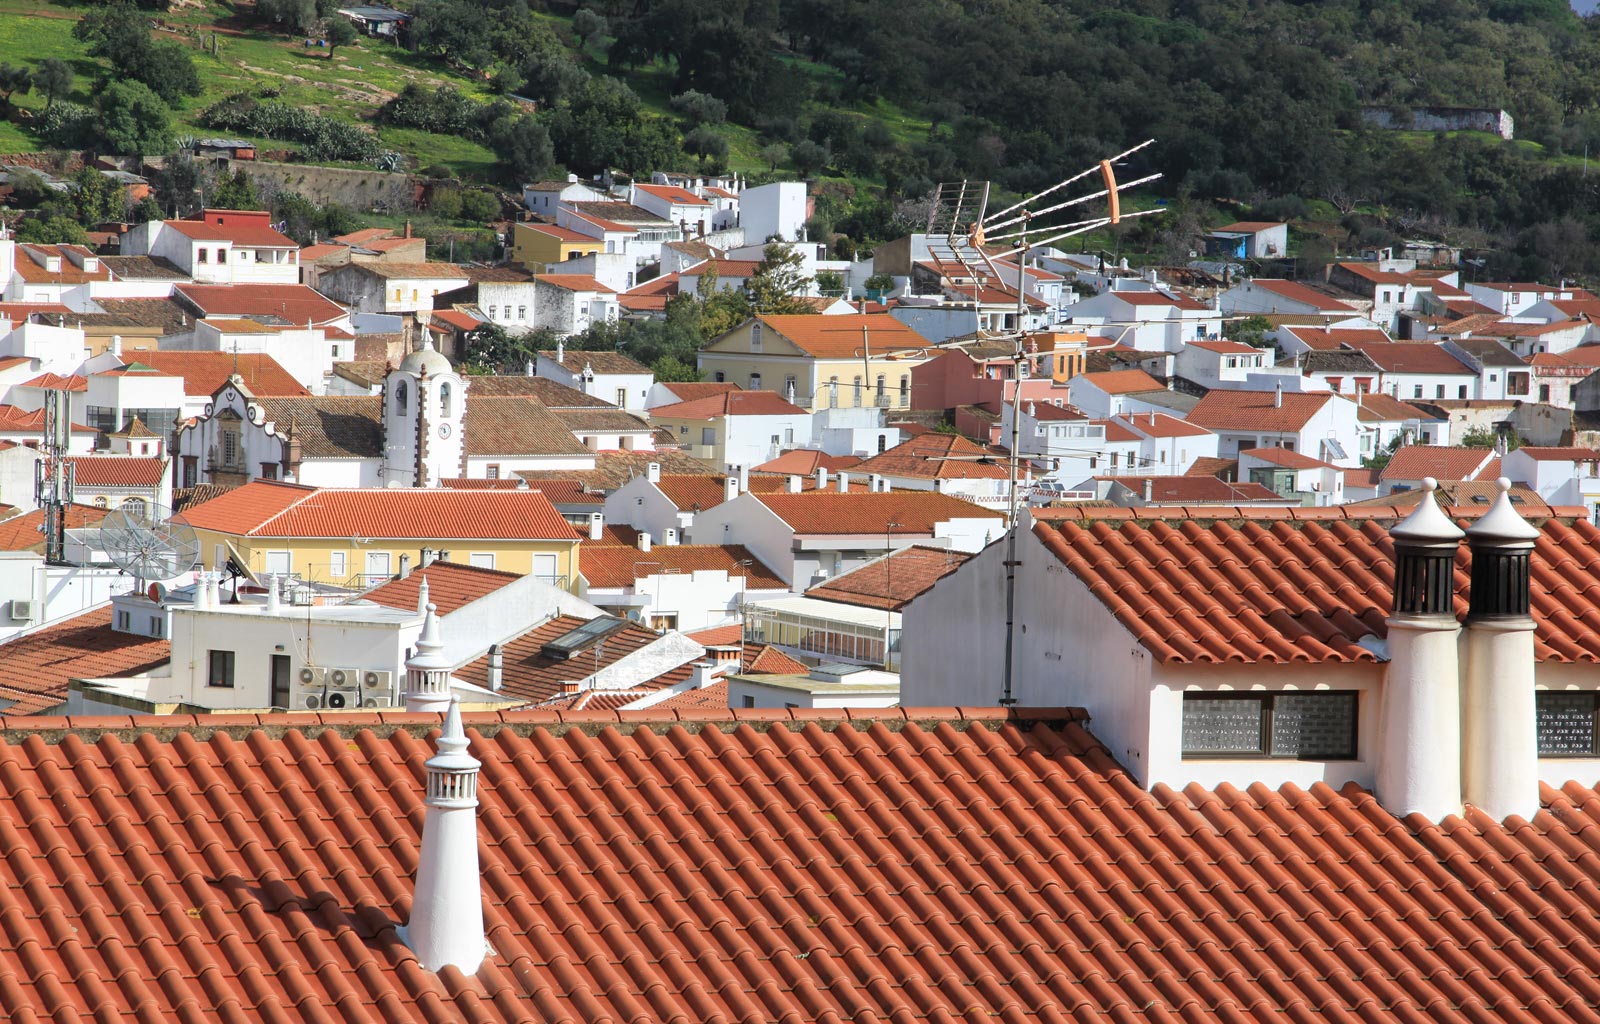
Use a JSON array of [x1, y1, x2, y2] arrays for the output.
[[404, 697, 486, 975], [399, 554, 411, 579], [837, 471, 850, 492], [787, 474, 802, 493], [638, 531, 652, 553], [724, 474, 739, 502], [646, 462, 660, 483], [486, 644, 503, 692], [816, 467, 828, 489], [664, 527, 679, 546], [588, 512, 604, 540]]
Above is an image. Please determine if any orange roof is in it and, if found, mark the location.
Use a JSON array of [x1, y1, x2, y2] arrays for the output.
[[1246, 279, 1359, 312], [18, 372, 87, 392], [452, 614, 681, 702], [0, 505, 105, 552], [174, 284, 346, 326], [650, 390, 809, 419], [751, 314, 930, 358], [179, 481, 581, 540], [1213, 220, 1285, 232], [1517, 446, 1600, 462], [1344, 341, 1473, 375], [579, 544, 786, 589], [1113, 412, 1212, 439], [1354, 392, 1433, 422], [333, 227, 394, 245], [360, 561, 524, 614], [430, 308, 483, 331], [1239, 446, 1341, 470], [1034, 505, 1600, 664], [751, 449, 861, 474], [298, 242, 348, 261], [535, 274, 615, 293], [635, 183, 709, 206], [163, 209, 296, 248], [1283, 327, 1392, 350], [1379, 445, 1496, 483], [1188, 339, 1258, 355], [754, 490, 1003, 535], [1107, 290, 1212, 311], [1187, 389, 1335, 432], [11, 245, 112, 285], [0, 405, 94, 434], [1074, 369, 1166, 395], [654, 474, 737, 512], [132, 351, 309, 398], [1106, 476, 1287, 504], [63, 456, 167, 488], [853, 433, 1008, 481], [0, 605, 169, 714], [520, 223, 596, 242], [807, 545, 974, 610], [0, 302, 72, 320]]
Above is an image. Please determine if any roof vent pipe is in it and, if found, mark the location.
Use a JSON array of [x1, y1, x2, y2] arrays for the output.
[[486, 644, 503, 692], [398, 554, 411, 579]]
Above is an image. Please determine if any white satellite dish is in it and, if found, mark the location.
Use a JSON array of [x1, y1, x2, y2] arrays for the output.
[[100, 503, 201, 589]]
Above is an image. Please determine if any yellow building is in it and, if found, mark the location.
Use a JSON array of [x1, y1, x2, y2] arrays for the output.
[[510, 223, 605, 271], [181, 480, 582, 589], [696, 314, 933, 413]]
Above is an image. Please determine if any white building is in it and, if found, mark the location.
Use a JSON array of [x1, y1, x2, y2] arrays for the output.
[[1186, 385, 1362, 467], [535, 343, 653, 412], [1062, 286, 1223, 353], [739, 182, 807, 244], [119, 210, 299, 285], [577, 534, 791, 632], [317, 262, 471, 315], [533, 275, 618, 336]]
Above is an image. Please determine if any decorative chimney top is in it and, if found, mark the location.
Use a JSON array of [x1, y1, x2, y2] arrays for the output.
[[405, 602, 452, 714], [1390, 478, 1464, 618], [1465, 477, 1539, 621], [403, 695, 487, 975], [423, 697, 480, 808]]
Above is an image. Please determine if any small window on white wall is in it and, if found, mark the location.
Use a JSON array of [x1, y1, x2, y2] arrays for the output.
[[328, 551, 347, 579], [469, 553, 496, 569], [264, 551, 292, 576]]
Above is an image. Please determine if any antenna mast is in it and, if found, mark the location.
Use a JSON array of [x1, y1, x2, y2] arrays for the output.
[[36, 388, 74, 566]]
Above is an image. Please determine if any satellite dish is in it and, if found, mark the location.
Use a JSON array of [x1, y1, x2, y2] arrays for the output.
[[100, 503, 201, 588]]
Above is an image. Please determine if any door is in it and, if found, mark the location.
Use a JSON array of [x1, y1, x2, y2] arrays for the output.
[[270, 654, 291, 711]]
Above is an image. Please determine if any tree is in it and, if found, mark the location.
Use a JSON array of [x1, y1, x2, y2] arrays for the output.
[[15, 216, 90, 246], [324, 17, 358, 57], [0, 63, 32, 116], [671, 90, 726, 126], [70, 167, 126, 225], [488, 113, 553, 183], [683, 125, 729, 171], [651, 355, 700, 382], [210, 169, 262, 211], [1460, 426, 1520, 450], [1230, 314, 1273, 349], [815, 270, 844, 294], [32, 59, 72, 112], [462, 324, 555, 375], [746, 243, 815, 314], [459, 190, 500, 221], [864, 272, 895, 295], [95, 81, 172, 157], [760, 142, 787, 173], [571, 8, 607, 50], [257, 0, 318, 33], [74, 6, 201, 106], [790, 139, 829, 177]]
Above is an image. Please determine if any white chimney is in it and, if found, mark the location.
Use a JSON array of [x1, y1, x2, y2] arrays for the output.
[[646, 462, 661, 483], [663, 527, 680, 546], [738, 464, 749, 492], [1142, 478, 1153, 503], [399, 553, 411, 579], [265, 573, 280, 614], [420, 547, 436, 568], [689, 661, 717, 688], [1461, 478, 1540, 821], [816, 468, 828, 489], [837, 471, 850, 492], [1274, 383, 1283, 408], [724, 475, 739, 502], [638, 531, 652, 553], [1376, 478, 1465, 821], [404, 697, 486, 975], [869, 473, 882, 492], [404, 602, 452, 715], [787, 474, 802, 493], [556, 339, 565, 364], [588, 512, 604, 540], [416, 575, 431, 616], [111, 334, 122, 358], [192, 573, 209, 611], [486, 644, 503, 692]]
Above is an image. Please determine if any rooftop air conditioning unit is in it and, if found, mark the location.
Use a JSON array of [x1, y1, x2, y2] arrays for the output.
[[297, 666, 329, 709], [9, 599, 34, 621], [359, 669, 396, 707]]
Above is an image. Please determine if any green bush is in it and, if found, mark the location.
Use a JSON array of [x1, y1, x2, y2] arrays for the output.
[[199, 93, 382, 163]]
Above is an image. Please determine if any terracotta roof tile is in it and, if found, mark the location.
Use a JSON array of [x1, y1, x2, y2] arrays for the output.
[[454, 614, 683, 701], [0, 505, 107, 552], [1282, 326, 1392, 350], [18, 371, 87, 391], [134, 351, 310, 398], [1113, 412, 1212, 438], [0, 405, 93, 435], [538, 348, 649, 374], [1239, 446, 1341, 470], [174, 284, 346, 326], [635, 183, 709, 206], [852, 433, 1008, 480], [655, 473, 736, 511], [1379, 445, 1496, 482], [163, 210, 296, 247], [1185, 455, 1238, 477], [1107, 289, 1212, 310], [1106, 475, 1289, 504], [1074, 369, 1166, 395], [650, 390, 809, 418], [333, 261, 468, 281], [253, 395, 381, 458], [1245, 278, 1360, 311], [518, 450, 718, 492], [1214, 219, 1285, 232], [1035, 507, 1600, 663], [465, 397, 592, 457], [580, 543, 785, 589], [12, 244, 111, 284], [1345, 340, 1474, 375], [461, 374, 612, 406], [180, 481, 580, 540], [754, 491, 1004, 535], [1517, 446, 1600, 461], [63, 456, 167, 487], [535, 273, 615, 293], [807, 544, 974, 610], [751, 449, 861, 474], [1187, 389, 1335, 432], [0, 605, 169, 714], [1354, 392, 1434, 422], [359, 561, 523, 614], [750, 314, 930, 357]]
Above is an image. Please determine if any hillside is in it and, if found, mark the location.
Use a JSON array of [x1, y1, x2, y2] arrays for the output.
[[2, 0, 1600, 275]]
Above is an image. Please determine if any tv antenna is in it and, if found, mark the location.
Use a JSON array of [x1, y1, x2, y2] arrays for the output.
[[35, 388, 76, 565], [924, 140, 1163, 709], [100, 503, 201, 592]]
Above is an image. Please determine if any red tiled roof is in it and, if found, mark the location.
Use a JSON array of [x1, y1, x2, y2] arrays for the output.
[[1239, 446, 1341, 470], [0, 405, 94, 434], [1517, 446, 1600, 462], [1106, 476, 1288, 504], [1334, 261, 1415, 285], [0, 302, 72, 320], [520, 223, 595, 242], [298, 242, 348, 261], [1187, 389, 1335, 432], [651, 473, 786, 511], [686, 623, 744, 646], [430, 309, 482, 331], [1354, 392, 1434, 422], [18, 372, 86, 392], [1075, 369, 1165, 395], [0, 505, 105, 552], [522, 479, 602, 505], [333, 228, 393, 245], [579, 544, 786, 589], [1213, 219, 1285, 232], [852, 433, 1008, 481], [0, 605, 169, 713], [163, 209, 297, 247], [1034, 506, 1600, 663], [635, 183, 710, 206], [132, 351, 310, 398], [658, 381, 740, 403], [750, 314, 929, 358], [807, 544, 974, 610], [11, 244, 112, 284], [1114, 412, 1212, 439], [751, 449, 860, 474], [180, 481, 581, 540], [63, 456, 167, 488], [1283, 327, 1392, 350], [1187, 339, 1257, 354], [454, 614, 683, 701], [1091, 418, 1142, 443], [1379, 445, 1496, 483], [174, 284, 346, 326], [1108, 290, 1212, 311], [651, 390, 811, 419], [1247, 279, 1359, 311], [360, 561, 524, 614], [535, 273, 615, 293], [754, 491, 1004, 535], [1345, 341, 1473, 375]]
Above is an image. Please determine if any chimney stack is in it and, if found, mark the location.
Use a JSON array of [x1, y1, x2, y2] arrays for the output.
[[1142, 478, 1153, 504], [404, 602, 452, 715], [486, 644, 503, 692], [638, 531, 652, 553], [816, 467, 829, 490], [837, 471, 850, 492], [738, 463, 749, 493], [724, 475, 739, 502], [1376, 478, 1465, 821], [787, 474, 802, 493], [588, 512, 604, 541], [399, 554, 411, 579], [1461, 478, 1540, 821], [663, 527, 679, 546], [869, 473, 882, 492], [420, 547, 436, 568], [403, 697, 487, 975], [416, 575, 430, 616], [689, 661, 716, 689], [265, 573, 280, 614], [646, 462, 661, 484], [556, 339, 565, 364], [1274, 383, 1283, 409]]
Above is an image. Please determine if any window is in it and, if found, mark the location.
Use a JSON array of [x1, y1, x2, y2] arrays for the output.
[[216, 248, 227, 264], [93, 496, 108, 508], [469, 553, 496, 569], [1435, 385, 1445, 399], [1536, 692, 1600, 756], [1110, 452, 1119, 470], [617, 387, 628, 407], [196, 248, 208, 264], [1540, 384, 1551, 403], [440, 382, 452, 417], [486, 464, 500, 479], [1195, 324, 1206, 339], [116, 610, 130, 630], [207, 650, 236, 688], [487, 306, 497, 319], [264, 551, 292, 576], [395, 380, 408, 415], [701, 427, 716, 446], [365, 551, 392, 579], [714, 371, 726, 382], [260, 463, 277, 480], [828, 377, 839, 408], [750, 372, 762, 390], [751, 323, 763, 351], [875, 374, 886, 402], [518, 306, 527, 320], [853, 376, 863, 406], [1181, 691, 1357, 759], [149, 616, 162, 638], [899, 375, 910, 407], [877, 435, 888, 453], [222, 428, 240, 468], [742, 695, 756, 708], [329, 551, 347, 579], [1458, 385, 1468, 399], [784, 375, 797, 400], [1413, 385, 1423, 398]]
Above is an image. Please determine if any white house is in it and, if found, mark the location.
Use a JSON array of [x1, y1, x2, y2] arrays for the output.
[[1501, 446, 1600, 512], [317, 262, 471, 315], [1220, 278, 1361, 318], [533, 275, 618, 336], [536, 342, 653, 412], [1114, 411, 1219, 476], [1206, 221, 1287, 260], [1348, 341, 1479, 403], [119, 209, 299, 285], [1174, 339, 1278, 389], [1464, 281, 1575, 317], [1062, 286, 1223, 353], [631, 184, 716, 239], [1236, 446, 1345, 506], [648, 390, 814, 469], [1186, 385, 1362, 467], [577, 533, 791, 632], [1066, 369, 1176, 418], [740, 181, 808, 244]]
